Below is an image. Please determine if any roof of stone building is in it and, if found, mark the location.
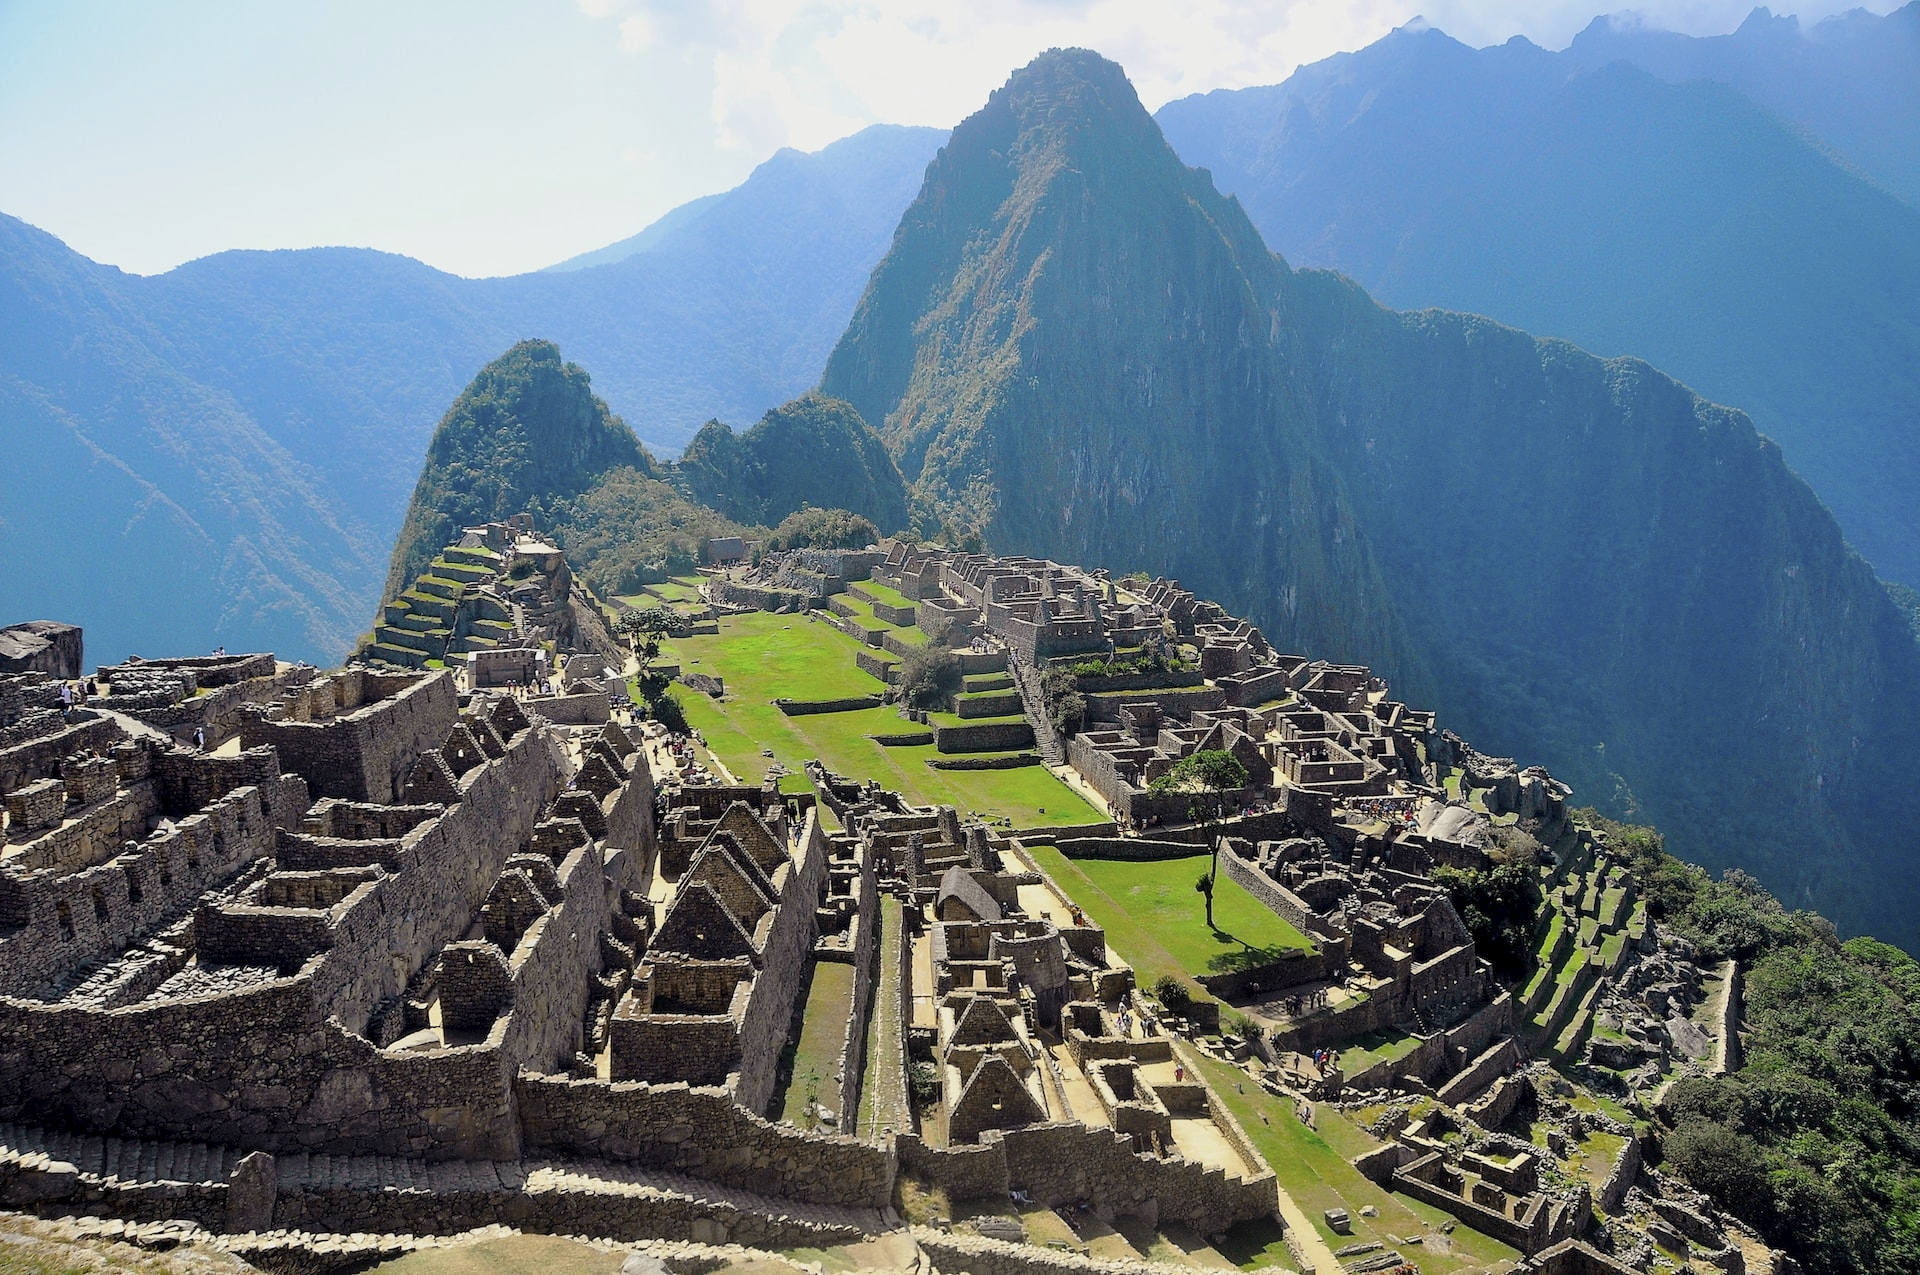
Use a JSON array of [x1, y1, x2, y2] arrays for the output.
[[683, 837, 778, 927], [938, 867, 1002, 922], [653, 882, 757, 960], [949, 993, 1018, 1045], [707, 803, 787, 875], [949, 1053, 1045, 1137]]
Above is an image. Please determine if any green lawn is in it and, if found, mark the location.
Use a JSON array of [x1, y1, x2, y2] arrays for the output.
[[773, 960, 858, 1125], [1028, 847, 1312, 992], [652, 612, 1098, 829], [852, 578, 914, 610], [1191, 1055, 1519, 1272], [1338, 1028, 1422, 1078]]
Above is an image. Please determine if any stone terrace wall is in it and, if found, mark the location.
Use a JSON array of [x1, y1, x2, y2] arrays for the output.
[[514, 1074, 893, 1208], [991, 1121, 1277, 1234], [248, 673, 455, 803], [0, 971, 521, 1159]]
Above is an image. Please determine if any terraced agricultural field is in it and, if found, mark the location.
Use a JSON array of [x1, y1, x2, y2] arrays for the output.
[[646, 611, 1098, 829]]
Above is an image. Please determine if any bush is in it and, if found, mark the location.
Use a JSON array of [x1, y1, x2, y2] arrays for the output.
[[766, 507, 880, 551], [1038, 667, 1085, 735], [908, 1060, 940, 1104], [1154, 975, 1192, 1012], [644, 688, 690, 735], [897, 644, 963, 711]]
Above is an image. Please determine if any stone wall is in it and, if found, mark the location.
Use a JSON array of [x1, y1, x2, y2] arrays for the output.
[[246, 673, 455, 804], [834, 843, 880, 1125], [526, 693, 611, 726], [931, 720, 1035, 754], [514, 1075, 893, 1208], [0, 715, 119, 799], [0, 783, 280, 997], [1218, 851, 1326, 939], [775, 696, 885, 716], [990, 1121, 1276, 1234], [895, 1134, 1010, 1204]]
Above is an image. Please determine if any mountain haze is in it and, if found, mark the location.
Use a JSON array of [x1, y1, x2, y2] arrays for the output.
[[0, 125, 942, 664], [1157, 12, 1920, 587], [823, 47, 1920, 948]]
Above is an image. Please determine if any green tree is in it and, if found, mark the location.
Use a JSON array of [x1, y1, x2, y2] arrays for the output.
[[1152, 749, 1249, 927]]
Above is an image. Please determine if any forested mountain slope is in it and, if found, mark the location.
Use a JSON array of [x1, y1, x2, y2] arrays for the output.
[[821, 47, 1920, 948], [1156, 13, 1920, 587]]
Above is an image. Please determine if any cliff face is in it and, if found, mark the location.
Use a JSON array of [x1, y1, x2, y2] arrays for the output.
[[821, 50, 1414, 675], [674, 392, 909, 533], [821, 48, 1920, 944]]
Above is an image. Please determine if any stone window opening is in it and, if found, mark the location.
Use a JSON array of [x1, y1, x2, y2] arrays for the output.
[[91, 885, 109, 923], [156, 848, 172, 888], [125, 870, 142, 905], [55, 900, 75, 941]]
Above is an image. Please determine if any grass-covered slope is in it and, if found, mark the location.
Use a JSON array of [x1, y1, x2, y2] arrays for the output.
[[819, 47, 1920, 948]]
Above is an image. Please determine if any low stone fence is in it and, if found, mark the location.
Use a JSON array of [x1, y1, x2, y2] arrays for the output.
[[854, 649, 897, 683], [1056, 837, 1202, 861], [931, 719, 1034, 754], [925, 754, 1041, 771], [775, 696, 885, 716]]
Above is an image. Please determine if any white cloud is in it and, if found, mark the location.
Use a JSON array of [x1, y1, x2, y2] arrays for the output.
[[583, 0, 1900, 156]]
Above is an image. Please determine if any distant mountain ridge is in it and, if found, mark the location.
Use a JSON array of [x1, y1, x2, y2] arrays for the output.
[[0, 124, 944, 665], [1156, 5, 1920, 587], [822, 47, 1920, 949]]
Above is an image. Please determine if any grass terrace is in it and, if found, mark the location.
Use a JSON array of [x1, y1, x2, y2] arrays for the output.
[[1026, 846, 1312, 994], [647, 611, 1098, 829], [771, 960, 858, 1126]]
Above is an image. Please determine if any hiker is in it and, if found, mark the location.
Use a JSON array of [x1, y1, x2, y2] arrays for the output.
[[193, 726, 206, 750]]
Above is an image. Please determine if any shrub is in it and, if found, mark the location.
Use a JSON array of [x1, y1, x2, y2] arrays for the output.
[[1154, 975, 1192, 1012], [897, 644, 963, 711]]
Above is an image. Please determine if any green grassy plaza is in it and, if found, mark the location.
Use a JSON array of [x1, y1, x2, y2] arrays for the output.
[[643, 610, 1099, 829], [772, 959, 857, 1125], [1026, 846, 1313, 994]]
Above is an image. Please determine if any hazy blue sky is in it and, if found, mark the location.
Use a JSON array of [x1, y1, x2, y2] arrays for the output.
[[0, 0, 1894, 278]]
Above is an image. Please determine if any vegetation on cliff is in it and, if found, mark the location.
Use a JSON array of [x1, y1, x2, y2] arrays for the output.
[[382, 340, 753, 606], [1583, 812, 1920, 1275], [674, 391, 908, 533]]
